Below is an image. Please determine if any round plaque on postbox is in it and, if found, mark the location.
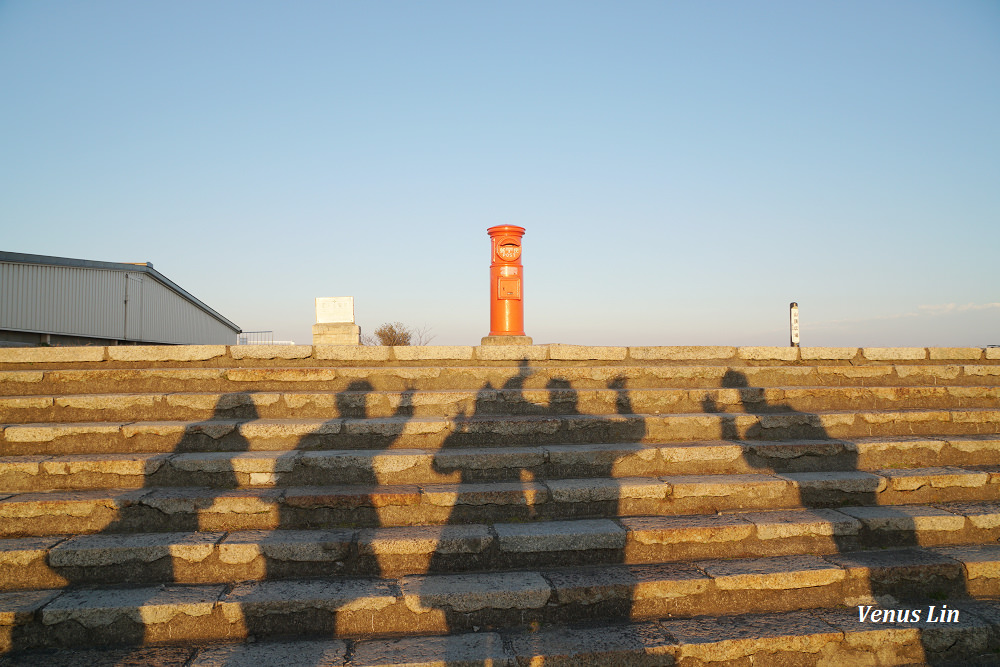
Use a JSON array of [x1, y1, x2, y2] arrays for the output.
[[496, 238, 521, 262]]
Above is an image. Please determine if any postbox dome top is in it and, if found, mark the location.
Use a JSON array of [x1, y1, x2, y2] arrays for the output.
[[487, 225, 525, 237]]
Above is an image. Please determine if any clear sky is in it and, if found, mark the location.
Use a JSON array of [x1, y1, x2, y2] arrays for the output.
[[1, 1, 998, 347]]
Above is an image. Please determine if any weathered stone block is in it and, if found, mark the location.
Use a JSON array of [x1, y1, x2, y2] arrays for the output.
[[0, 370, 44, 384], [353, 633, 513, 667], [107, 346, 226, 362], [662, 611, 841, 665], [737, 347, 799, 361], [849, 438, 945, 463], [218, 529, 352, 564], [0, 589, 63, 625], [658, 442, 744, 465], [929, 347, 984, 360], [229, 345, 312, 360], [422, 482, 548, 507], [862, 347, 927, 361], [800, 347, 859, 360], [57, 393, 156, 411], [623, 514, 754, 545], [776, 471, 887, 494], [283, 485, 421, 510], [839, 505, 965, 533], [628, 346, 736, 360], [547, 478, 668, 503], [878, 466, 988, 491], [475, 345, 548, 360], [313, 345, 390, 361], [400, 571, 550, 613], [549, 345, 627, 361], [49, 532, 222, 567], [896, 365, 961, 380], [41, 584, 227, 627], [810, 607, 924, 664], [0, 347, 106, 364], [191, 639, 347, 667], [41, 452, 169, 478], [3, 423, 123, 443], [741, 509, 860, 540], [510, 622, 674, 666], [661, 474, 787, 499], [220, 578, 399, 619], [547, 562, 710, 607], [311, 323, 360, 346], [495, 519, 625, 553], [930, 544, 1000, 582], [698, 554, 846, 591], [358, 525, 492, 557], [237, 419, 341, 441], [480, 335, 533, 346], [392, 346, 474, 361]]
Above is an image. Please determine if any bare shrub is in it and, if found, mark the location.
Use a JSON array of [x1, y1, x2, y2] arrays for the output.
[[362, 322, 436, 346], [372, 322, 412, 346], [411, 324, 436, 346]]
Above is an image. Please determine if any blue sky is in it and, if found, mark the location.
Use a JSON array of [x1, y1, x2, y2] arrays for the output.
[[1, 1, 998, 346]]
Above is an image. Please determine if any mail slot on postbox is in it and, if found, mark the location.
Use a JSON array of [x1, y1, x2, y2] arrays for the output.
[[488, 225, 526, 337]]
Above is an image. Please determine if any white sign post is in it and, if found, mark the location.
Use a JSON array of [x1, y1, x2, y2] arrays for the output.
[[789, 302, 800, 347]]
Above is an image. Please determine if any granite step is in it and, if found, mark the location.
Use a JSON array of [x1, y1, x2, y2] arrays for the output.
[[2, 545, 998, 652], [1, 467, 997, 537], [0, 344, 993, 369], [3, 407, 999, 457], [3, 363, 1000, 397], [2, 436, 999, 492], [2, 345, 1000, 663], [1, 384, 997, 424], [4, 603, 1000, 666], [3, 503, 1000, 590]]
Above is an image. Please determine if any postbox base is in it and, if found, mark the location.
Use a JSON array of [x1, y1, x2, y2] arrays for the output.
[[481, 335, 533, 346]]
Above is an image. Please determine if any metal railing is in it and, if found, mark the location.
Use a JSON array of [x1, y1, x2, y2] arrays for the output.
[[236, 331, 273, 345]]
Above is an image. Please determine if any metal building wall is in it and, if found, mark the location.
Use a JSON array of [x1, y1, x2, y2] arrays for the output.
[[140, 276, 237, 344], [0, 255, 240, 344], [0, 262, 126, 339]]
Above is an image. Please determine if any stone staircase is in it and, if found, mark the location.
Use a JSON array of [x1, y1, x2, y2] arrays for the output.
[[1, 343, 999, 666]]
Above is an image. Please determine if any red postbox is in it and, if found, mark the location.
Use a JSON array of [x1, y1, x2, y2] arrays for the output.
[[487, 225, 526, 337]]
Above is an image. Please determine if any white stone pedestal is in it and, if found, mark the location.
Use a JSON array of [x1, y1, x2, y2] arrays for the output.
[[313, 297, 360, 346], [313, 323, 361, 346]]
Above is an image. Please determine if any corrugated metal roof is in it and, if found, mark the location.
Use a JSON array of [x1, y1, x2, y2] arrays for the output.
[[0, 251, 241, 338]]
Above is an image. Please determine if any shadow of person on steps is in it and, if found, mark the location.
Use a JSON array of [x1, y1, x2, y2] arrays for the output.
[[716, 367, 971, 662], [4, 393, 257, 661], [227, 379, 418, 650], [421, 358, 651, 662]]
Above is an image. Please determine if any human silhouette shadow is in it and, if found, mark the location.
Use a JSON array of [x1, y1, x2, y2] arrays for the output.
[[6, 362, 977, 664], [5, 376, 418, 664], [221, 379, 418, 649], [420, 358, 648, 657], [2, 394, 255, 660], [715, 368, 971, 661], [154, 380, 418, 665]]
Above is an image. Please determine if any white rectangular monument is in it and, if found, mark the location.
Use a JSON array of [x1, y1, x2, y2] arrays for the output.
[[315, 297, 355, 324], [312, 297, 361, 345]]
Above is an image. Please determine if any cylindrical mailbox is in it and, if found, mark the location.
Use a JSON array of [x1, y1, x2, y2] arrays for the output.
[[488, 225, 526, 336]]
